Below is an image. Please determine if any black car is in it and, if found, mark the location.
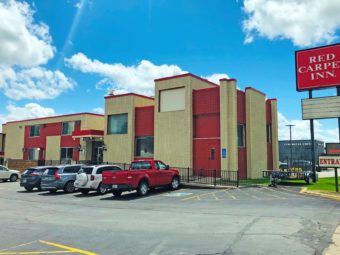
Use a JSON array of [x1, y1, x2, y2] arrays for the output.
[[20, 166, 59, 191]]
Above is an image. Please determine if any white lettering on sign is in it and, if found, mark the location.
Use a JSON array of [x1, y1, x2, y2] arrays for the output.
[[319, 156, 340, 167], [298, 53, 340, 81]]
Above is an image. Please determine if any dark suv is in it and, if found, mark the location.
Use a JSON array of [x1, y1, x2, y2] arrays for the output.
[[40, 164, 83, 193], [20, 166, 59, 191]]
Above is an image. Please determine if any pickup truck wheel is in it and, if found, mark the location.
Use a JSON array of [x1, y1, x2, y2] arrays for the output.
[[112, 191, 122, 197], [170, 176, 180, 190], [24, 186, 33, 192], [10, 174, 18, 182], [97, 183, 106, 195], [64, 181, 75, 193], [137, 180, 149, 196]]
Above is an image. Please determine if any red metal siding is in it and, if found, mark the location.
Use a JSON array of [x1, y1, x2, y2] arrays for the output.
[[24, 121, 81, 161], [193, 87, 220, 172], [135, 106, 154, 136], [266, 101, 273, 170], [237, 90, 247, 179], [193, 87, 220, 138]]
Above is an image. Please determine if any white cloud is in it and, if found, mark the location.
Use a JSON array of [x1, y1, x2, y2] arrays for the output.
[[242, 0, 340, 47], [65, 53, 185, 95], [0, 67, 75, 100], [0, 103, 55, 131], [92, 107, 104, 114], [203, 73, 230, 84], [66, 53, 231, 95], [0, 1, 75, 101], [0, 0, 55, 68], [278, 112, 339, 143]]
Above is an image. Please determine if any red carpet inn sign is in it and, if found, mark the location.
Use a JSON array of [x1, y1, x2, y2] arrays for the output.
[[296, 43, 340, 91]]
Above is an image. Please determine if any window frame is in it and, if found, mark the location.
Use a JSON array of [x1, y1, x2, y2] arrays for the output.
[[135, 136, 154, 158], [28, 148, 40, 160], [237, 124, 246, 148], [266, 124, 272, 143], [107, 113, 128, 135], [29, 125, 40, 137], [60, 147, 74, 161], [61, 121, 75, 136]]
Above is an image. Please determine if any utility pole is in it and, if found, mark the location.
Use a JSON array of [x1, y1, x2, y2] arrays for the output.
[[286, 124, 295, 168]]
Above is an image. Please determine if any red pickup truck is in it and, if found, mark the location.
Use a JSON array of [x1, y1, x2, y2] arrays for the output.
[[102, 159, 180, 197]]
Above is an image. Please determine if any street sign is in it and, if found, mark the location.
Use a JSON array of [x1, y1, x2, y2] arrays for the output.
[[302, 96, 340, 120], [319, 156, 340, 167], [296, 43, 340, 91], [319, 155, 340, 192]]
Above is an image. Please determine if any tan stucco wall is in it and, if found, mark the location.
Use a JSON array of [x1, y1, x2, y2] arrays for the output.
[[154, 76, 216, 168], [3, 124, 25, 159], [220, 79, 238, 171], [2, 113, 103, 160], [246, 89, 267, 178], [104, 95, 154, 163], [45, 136, 61, 160], [270, 100, 279, 170]]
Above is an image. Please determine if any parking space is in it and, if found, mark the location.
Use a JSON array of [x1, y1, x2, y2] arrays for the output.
[[0, 182, 339, 255]]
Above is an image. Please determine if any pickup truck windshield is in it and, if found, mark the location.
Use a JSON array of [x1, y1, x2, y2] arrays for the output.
[[130, 162, 152, 170]]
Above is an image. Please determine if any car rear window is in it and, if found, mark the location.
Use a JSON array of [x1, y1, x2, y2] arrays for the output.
[[43, 168, 59, 175], [96, 166, 122, 174], [79, 167, 93, 175], [23, 168, 37, 175], [130, 162, 152, 170]]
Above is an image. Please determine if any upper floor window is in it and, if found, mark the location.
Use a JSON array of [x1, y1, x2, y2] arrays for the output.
[[62, 121, 75, 135], [159, 87, 185, 112], [237, 124, 245, 147], [29, 125, 40, 137], [107, 113, 128, 134]]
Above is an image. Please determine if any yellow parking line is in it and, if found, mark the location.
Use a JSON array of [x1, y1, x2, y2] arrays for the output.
[[0, 251, 71, 254], [181, 189, 228, 201], [253, 187, 283, 199], [39, 240, 97, 255], [237, 188, 261, 200], [263, 187, 288, 199], [223, 190, 236, 199]]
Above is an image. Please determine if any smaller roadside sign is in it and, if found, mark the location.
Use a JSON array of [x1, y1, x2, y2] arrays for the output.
[[326, 143, 340, 155], [319, 156, 340, 167]]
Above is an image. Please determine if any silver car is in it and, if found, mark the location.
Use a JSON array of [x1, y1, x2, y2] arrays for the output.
[[40, 164, 83, 193]]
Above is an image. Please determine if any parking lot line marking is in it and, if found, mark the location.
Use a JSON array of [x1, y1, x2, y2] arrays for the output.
[[181, 189, 228, 201], [39, 240, 97, 255], [237, 188, 261, 200], [263, 187, 292, 199], [253, 187, 284, 199], [0, 241, 38, 252], [223, 190, 236, 199], [212, 192, 219, 200]]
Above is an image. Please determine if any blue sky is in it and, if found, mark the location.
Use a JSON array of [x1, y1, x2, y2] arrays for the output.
[[0, 0, 340, 142]]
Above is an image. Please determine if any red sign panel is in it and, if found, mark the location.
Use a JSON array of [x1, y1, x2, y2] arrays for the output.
[[296, 43, 340, 91]]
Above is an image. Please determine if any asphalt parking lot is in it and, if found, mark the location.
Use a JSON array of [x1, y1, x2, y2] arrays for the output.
[[0, 182, 339, 255]]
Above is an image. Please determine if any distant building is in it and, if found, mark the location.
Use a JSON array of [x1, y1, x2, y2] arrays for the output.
[[279, 140, 325, 163]]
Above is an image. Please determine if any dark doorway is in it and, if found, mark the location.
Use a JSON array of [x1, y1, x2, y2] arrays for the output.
[[91, 141, 104, 164]]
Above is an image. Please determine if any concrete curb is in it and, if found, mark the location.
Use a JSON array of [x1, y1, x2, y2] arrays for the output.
[[299, 188, 340, 201], [323, 225, 340, 255]]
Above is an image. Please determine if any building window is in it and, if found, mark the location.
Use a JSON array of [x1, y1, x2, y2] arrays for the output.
[[159, 87, 185, 112], [266, 124, 272, 143], [107, 114, 128, 134], [62, 121, 75, 135], [29, 125, 40, 137], [60, 148, 73, 160], [210, 148, 215, 160], [28, 148, 39, 160], [237, 124, 245, 147], [135, 136, 154, 158]]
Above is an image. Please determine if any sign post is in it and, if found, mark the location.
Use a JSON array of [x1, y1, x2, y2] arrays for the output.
[[319, 155, 340, 192]]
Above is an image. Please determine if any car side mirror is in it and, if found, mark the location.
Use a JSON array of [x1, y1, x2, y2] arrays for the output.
[[165, 165, 169, 170]]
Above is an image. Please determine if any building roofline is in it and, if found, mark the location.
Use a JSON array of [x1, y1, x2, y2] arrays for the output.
[[219, 78, 237, 82], [154, 73, 219, 87], [104, 93, 154, 101], [267, 98, 277, 103], [245, 87, 266, 96], [5, 112, 104, 125], [135, 105, 155, 110]]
